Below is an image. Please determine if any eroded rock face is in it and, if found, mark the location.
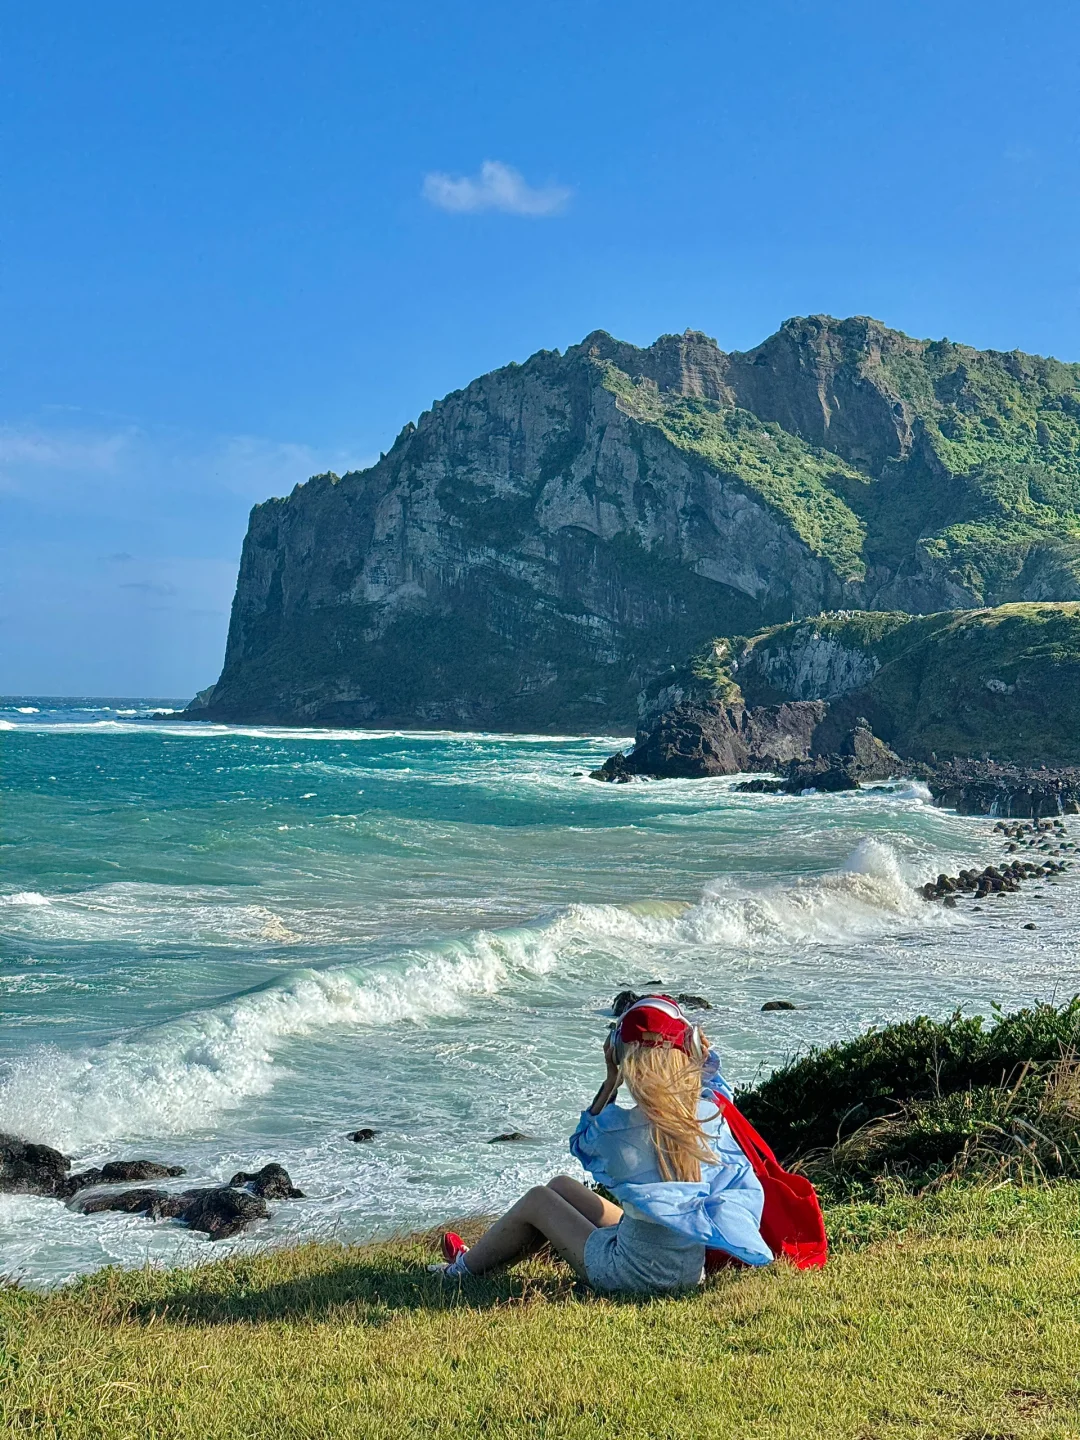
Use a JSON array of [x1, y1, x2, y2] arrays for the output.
[[928, 763, 1080, 818], [591, 700, 829, 780], [598, 702, 902, 788]]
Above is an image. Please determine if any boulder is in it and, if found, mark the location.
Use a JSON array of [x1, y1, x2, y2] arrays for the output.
[[612, 989, 712, 1017], [761, 1000, 797, 1012], [60, 1158, 187, 1199], [229, 1163, 304, 1199], [101, 1159, 186, 1183], [0, 1134, 70, 1197], [593, 701, 828, 781], [79, 1185, 271, 1240], [348, 1128, 379, 1143], [590, 752, 634, 783], [675, 992, 713, 1011], [179, 1187, 271, 1240], [79, 1187, 172, 1217], [784, 758, 860, 792]]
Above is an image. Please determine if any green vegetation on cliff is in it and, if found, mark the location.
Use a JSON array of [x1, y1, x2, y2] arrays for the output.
[[806, 321, 1080, 602], [687, 601, 1080, 764], [603, 319, 1080, 607], [602, 364, 870, 582]]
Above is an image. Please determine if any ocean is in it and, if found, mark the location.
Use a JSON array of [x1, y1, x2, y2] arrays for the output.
[[2, 698, 1078, 1286]]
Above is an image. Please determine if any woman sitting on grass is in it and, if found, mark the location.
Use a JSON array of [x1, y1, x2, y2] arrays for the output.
[[430, 996, 773, 1294]]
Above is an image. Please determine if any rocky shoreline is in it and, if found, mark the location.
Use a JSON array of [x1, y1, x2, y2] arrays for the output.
[[590, 701, 901, 789], [925, 761, 1080, 818], [590, 696, 1080, 819], [0, 1136, 306, 1241], [917, 818, 1073, 907]]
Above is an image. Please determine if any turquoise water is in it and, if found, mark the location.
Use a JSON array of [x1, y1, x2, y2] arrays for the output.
[[2, 699, 1078, 1285]]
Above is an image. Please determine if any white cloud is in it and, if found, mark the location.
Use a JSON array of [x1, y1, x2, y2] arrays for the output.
[[0, 420, 373, 506], [0, 425, 133, 475], [204, 435, 372, 498], [422, 159, 571, 217]]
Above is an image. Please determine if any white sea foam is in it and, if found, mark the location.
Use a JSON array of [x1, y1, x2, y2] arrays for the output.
[[893, 780, 933, 802], [0, 838, 957, 1152], [560, 838, 943, 953], [3, 714, 631, 745], [0, 882, 305, 945], [0, 921, 564, 1150]]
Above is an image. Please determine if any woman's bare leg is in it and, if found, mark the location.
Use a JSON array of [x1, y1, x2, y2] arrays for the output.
[[460, 1184, 596, 1277], [546, 1174, 623, 1228]]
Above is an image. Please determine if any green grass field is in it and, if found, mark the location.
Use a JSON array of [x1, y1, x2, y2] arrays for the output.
[[3, 1183, 1079, 1440]]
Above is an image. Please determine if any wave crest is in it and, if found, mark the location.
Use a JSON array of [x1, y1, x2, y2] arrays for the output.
[[0, 839, 944, 1151]]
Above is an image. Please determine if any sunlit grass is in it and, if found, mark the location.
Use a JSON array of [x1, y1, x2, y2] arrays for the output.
[[2, 1184, 1079, 1438]]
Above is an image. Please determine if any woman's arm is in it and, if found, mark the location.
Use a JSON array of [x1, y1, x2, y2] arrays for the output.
[[587, 1033, 621, 1115]]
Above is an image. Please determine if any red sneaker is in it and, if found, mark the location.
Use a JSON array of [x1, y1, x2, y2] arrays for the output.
[[440, 1231, 466, 1264]]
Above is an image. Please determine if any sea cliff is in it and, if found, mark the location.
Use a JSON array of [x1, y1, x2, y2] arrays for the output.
[[186, 316, 1080, 730]]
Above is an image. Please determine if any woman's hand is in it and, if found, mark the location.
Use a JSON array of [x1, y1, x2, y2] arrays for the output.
[[603, 1030, 619, 1079], [588, 1032, 621, 1114]]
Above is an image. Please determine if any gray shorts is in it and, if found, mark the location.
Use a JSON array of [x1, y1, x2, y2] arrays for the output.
[[583, 1215, 706, 1295]]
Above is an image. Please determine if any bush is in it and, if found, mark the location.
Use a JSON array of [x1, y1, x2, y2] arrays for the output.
[[737, 999, 1080, 1200]]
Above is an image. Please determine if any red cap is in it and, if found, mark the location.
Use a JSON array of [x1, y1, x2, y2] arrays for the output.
[[615, 995, 694, 1051]]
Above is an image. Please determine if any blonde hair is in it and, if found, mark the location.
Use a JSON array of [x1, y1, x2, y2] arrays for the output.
[[619, 1042, 719, 1183]]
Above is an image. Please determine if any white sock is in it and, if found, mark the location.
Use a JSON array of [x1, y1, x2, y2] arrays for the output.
[[445, 1249, 472, 1278]]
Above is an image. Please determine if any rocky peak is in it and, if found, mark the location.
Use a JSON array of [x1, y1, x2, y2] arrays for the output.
[[724, 313, 919, 472]]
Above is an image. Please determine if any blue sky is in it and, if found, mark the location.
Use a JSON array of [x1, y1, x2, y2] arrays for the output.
[[3, 0, 1079, 696]]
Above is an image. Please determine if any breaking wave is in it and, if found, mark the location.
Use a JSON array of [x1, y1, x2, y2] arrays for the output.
[[0, 921, 564, 1150], [0, 840, 945, 1151]]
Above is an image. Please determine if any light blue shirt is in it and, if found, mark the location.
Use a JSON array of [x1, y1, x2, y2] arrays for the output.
[[569, 1052, 773, 1267]]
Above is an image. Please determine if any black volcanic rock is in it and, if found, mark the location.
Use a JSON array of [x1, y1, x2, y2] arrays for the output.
[[0, 1134, 70, 1197], [102, 1160, 186, 1183], [928, 761, 1080, 818], [60, 1159, 186, 1198], [592, 700, 828, 780], [229, 1163, 304, 1198], [596, 701, 901, 788], [611, 989, 713, 1016], [78, 1185, 271, 1240]]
